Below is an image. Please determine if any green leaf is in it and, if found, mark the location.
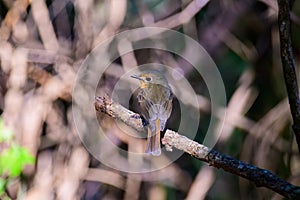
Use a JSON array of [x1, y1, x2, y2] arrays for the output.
[[0, 178, 7, 195], [0, 119, 14, 142], [0, 145, 35, 177]]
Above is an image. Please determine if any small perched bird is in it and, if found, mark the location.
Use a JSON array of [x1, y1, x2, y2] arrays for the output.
[[131, 70, 173, 156]]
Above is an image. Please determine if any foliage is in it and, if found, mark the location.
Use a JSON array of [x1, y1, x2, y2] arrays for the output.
[[0, 119, 35, 197]]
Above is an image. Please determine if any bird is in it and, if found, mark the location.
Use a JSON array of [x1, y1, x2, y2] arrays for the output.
[[131, 70, 173, 156]]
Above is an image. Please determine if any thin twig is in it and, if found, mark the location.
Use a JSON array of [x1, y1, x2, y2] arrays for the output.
[[85, 168, 125, 190], [0, 0, 29, 40], [278, 0, 300, 152], [94, 95, 300, 199], [152, 0, 209, 29], [31, 0, 59, 51]]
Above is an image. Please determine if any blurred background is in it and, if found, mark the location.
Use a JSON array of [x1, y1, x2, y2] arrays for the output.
[[0, 0, 300, 199]]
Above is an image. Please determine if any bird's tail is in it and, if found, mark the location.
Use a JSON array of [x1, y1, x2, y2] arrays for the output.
[[145, 119, 161, 156]]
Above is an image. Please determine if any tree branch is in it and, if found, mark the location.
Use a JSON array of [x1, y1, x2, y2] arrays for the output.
[[94, 95, 145, 132], [278, 0, 300, 152], [162, 130, 300, 199], [94, 95, 300, 199]]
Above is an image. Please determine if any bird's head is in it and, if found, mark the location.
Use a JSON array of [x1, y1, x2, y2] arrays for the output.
[[131, 70, 169, 89]]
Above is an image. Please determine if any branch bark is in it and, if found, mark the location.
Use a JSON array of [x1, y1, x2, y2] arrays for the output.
[[94, 95, 300, 199], [278, 0, 300, 152], [162, 130, 300, 199], [94, 95, 145, 132]]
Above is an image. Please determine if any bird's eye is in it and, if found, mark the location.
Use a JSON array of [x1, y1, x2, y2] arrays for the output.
[[145, 77, 152, 81]]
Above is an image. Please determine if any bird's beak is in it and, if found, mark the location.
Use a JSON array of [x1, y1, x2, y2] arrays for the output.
[[130, 74, 143, 81]]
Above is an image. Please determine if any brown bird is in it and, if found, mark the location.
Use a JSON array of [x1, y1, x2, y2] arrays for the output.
[[131, 70, 173, 156]]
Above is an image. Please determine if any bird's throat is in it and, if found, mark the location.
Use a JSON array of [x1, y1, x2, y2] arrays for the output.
[[140, 82, 148, 89]]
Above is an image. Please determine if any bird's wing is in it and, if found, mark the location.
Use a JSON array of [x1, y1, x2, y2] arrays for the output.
[[137, 89, 151, 121], [158, 89, 173, 131], [161, 89, 173, 118]]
